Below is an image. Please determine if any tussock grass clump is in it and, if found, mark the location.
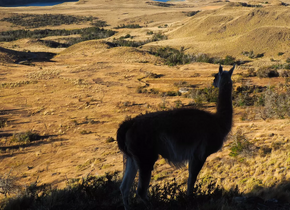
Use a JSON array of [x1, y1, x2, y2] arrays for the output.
[[27, 69, 61, 80], [0, 81, 38, 88]]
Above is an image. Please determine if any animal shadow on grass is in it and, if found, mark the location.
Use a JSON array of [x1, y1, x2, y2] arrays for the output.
[[2, 172, 290, 210]]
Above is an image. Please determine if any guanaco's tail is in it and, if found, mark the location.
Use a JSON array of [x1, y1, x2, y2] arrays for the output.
[[117, 119, 134, 157]]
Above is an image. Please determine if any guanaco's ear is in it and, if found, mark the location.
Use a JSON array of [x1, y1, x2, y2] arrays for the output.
[[229, 64, 235, 76], [219, 64, 223, 74]]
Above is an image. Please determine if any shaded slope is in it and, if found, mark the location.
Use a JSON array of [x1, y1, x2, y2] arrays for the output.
[[55, 40, 162, 64], [0, 46, 55, 63]]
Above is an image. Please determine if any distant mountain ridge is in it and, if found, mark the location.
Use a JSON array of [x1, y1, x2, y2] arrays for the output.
[[0, 0, 77, 6]]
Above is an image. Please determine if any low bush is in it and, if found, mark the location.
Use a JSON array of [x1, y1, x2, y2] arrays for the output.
[[244, 68, 256, 77], [233, 85, 267, 107], [242, 50, 264, 59], [220, 55, 236, 65], [256, 66, 279, 78], [281, 70, 290, 77], [114, 24, 142, 29], [186, 11, 200, 17], [0, 118, 7, 128], [149, 46, 193, 66], [189, 86, 218, 107], [263, 87, 290, 118], [10, 131, 41, 145], [229, 129, 253, 157], [91, 20, 108, 27], [109, 32, 167, 48]]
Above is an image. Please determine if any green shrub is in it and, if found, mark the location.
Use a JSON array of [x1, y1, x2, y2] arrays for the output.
[[220, 55, 236, 65], [114, 24, 142, 29], [106, 137, 115, 143], [242, 50, 263, 59], [189, 86, 218, 107], [259, 145, 272, 157], [229, 129, 252, 157], [234, 92, 256, 106], [245, 68, 256, 77], [256, 66, 279, 78], [281, 70, 290, 77], [165, 91, 180, 96], [110, 32, 167, 48], [80, 130, 92, 135], [149, 46, 192, 66], [195, 53, 213, 63], [263, 87, 290, 118], [0, 118, 7, 128], [91, 20, 108, 27], [10, 131, 41, 145], [233, 85, 267, 107], [186, 11, 200, 17], [151, 32, 168, 41]]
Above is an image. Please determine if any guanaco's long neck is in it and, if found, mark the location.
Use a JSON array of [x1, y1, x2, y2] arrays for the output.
[[216, 83, 233, 133]]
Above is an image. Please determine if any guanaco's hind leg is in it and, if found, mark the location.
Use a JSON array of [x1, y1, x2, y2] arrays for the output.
[[136, 167, 152, 205], [120, 156, 137, 210], [187, 157, 207, 195]]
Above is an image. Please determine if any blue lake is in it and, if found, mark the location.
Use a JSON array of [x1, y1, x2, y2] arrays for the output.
[[8, 1, 78, 7]]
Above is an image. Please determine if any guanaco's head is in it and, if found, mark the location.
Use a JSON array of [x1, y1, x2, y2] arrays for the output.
[[213, 64, 235, 88]]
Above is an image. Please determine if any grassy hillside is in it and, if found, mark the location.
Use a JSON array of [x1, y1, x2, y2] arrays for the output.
[[1, 0, 290, 209], [161, 4, 290, 58]]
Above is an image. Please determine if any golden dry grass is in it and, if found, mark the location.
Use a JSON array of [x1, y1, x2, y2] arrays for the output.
[[1, 0, 290, 202]]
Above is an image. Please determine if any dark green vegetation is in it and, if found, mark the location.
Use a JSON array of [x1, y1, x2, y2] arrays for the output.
[[1, 172, 290, 210], [0, 14, 113, 48], [229, 129, 252, 157], [146, 1, 175, 7], [185, 10, 200, 17], [114, 24, 142, 29], [148, 47, 236, 66], [236, 2, 263, 7], [108, 32, 167, 48], [1, 14, 98, 28], [0, 27, 115, 47]]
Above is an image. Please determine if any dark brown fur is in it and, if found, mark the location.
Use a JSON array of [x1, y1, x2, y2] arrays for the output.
[[117, 65, 235, 210]]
